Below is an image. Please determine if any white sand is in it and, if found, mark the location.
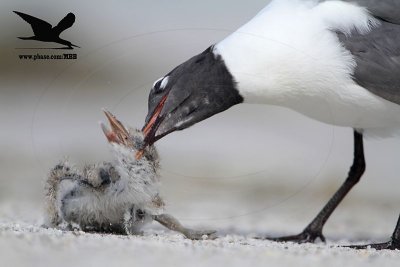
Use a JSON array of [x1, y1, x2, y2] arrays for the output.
[[1, 197, 399, 267]]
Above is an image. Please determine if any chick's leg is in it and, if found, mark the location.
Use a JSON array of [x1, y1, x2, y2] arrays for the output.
[[154, 214, 216, 240], [45, 162, 77, 227]]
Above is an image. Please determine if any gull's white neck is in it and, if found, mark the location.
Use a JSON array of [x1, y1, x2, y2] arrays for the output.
[[215, 0, 375, 105], [213, 0, 400, 135]]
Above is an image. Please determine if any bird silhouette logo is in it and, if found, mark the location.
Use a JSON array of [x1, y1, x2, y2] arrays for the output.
[[14, 11, 80, 50]]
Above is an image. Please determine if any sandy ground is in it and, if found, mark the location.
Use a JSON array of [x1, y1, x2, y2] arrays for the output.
[[2, 224, 399, 267], [1, 194, 399, 267]]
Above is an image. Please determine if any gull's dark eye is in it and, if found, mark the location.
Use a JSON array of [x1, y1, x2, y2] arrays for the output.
[[152, 76, 169, 94], [152, 78, 163, 94], [154, 80, 162, 92]]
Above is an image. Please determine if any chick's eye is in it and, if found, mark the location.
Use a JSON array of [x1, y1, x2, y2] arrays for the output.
[[136, 209, 145, 220]]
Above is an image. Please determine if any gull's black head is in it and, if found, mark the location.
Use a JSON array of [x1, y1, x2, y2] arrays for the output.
[[142, 45, 243, 149]]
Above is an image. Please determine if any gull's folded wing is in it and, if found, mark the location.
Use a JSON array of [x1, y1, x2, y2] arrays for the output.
[[335, 1, 400, 105]]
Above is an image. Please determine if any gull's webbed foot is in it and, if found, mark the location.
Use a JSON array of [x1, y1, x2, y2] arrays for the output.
[[347, 238, 400, 250], [262, 228, 326, 244]]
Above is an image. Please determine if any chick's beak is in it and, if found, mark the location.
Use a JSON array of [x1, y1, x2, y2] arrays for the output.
[[100, 109, 130, 146]]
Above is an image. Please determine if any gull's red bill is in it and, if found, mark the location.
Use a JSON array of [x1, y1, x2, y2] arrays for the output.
[[143, 94, 168, 137], [136, 94, 169, 159]]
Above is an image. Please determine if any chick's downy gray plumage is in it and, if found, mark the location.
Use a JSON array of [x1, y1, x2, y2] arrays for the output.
[[44, 110, 215, 239], [45, 128, 162, 234]]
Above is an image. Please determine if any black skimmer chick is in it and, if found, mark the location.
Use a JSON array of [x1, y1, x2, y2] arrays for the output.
[[141, 0, 400, 249], [14, 11, 80, 49], [44, 110, 215, 240]]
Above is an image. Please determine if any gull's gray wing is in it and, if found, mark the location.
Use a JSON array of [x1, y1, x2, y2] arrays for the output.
[[344, 0, 400, 24], [335, 0, 400, 105], [322, 0, 400, 23]]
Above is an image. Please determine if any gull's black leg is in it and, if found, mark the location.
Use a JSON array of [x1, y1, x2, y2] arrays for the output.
[[348, 214, 400, 250], [266, 131, 365, 243]]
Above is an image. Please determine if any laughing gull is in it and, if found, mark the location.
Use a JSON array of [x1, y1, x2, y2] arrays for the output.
[[44, 110, 215, 240], [141, 0, 400, 250]]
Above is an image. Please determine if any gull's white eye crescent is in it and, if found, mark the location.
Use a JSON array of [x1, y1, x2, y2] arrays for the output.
[[152, 76, 169, 93], [160, 76, 169, 89]]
